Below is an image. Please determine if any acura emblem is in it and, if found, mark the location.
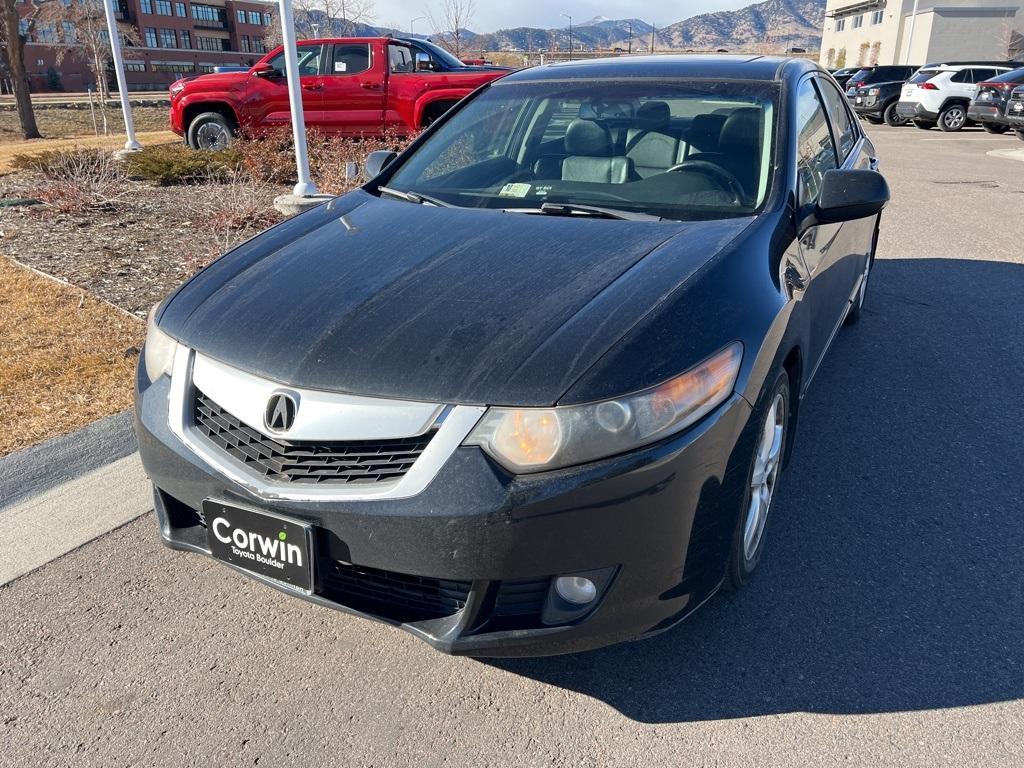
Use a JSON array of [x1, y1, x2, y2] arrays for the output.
[[265, 391, 298, 432]]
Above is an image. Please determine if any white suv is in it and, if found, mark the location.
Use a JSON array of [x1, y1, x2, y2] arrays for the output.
[[895, 63, 1013, 131]]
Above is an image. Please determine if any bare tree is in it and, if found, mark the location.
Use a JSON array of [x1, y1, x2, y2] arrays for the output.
[[997, 17, 1024, 61], [869, 41, 881, 66], [39, 0, 139, 100], [427, 0, 475, 59], [1, 0, 42, 138], [264, 0, 375, 49]]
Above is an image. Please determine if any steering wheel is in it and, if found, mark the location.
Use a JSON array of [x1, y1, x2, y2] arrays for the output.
[[667, 160, 745, 206]]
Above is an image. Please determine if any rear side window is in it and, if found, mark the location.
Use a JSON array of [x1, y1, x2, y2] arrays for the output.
[[910, 69, 941, 84], [330, 44, 370, 76], [867, 66, 911, 83], [795, 79, 837, 205], [950, 69, 973, 83], [816, 78, 858, 160], [971, 69, 1000, 83]]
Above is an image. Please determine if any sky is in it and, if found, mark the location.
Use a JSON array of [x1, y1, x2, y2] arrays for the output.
[[375, 1, 757, 34]]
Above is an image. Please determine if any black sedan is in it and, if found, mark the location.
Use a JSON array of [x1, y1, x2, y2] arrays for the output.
[[135, 55, 889, 656], [968, 67, 1024, 133]]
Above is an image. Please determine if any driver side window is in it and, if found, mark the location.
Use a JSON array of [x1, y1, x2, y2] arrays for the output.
[[795, 79, 837, 206], [266, 44, 324, 77]]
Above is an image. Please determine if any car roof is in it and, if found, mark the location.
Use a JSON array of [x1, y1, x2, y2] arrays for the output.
[[501, 55, 819, 83]]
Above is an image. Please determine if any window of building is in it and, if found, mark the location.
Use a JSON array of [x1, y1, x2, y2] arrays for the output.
[[152, 61, 194, 73], [253, 38, 265, 53], [871, 10, 883, 25], [155, 0, 172, 15], [159, 28, 176, 47], [18, 19, 29, 35], [36, 23, 57, 43], [196, 36, 229, 51], [180, 30, 191, 48], [248, 11, 260, 24], [141, 0, 152, 13], [241, 35, 250, 52], [192, 4, 225, 24], [61, 21, 76, 42], [852, 14, 863, 29], [144, 27, 158, 47], [124, 61, 147, 72], [331, 43, 371, 75], [236, 9, 245, 23], [175, 2, 186, 16], [835, 18, 845, 32], [263, 13, 271, 25], [198, 63, 216, 73]]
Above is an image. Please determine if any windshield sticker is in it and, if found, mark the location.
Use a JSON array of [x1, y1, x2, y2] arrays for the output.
[[499, 183, 531, 198], [533, 185, 552, 197], [334, 62, 348, 72]]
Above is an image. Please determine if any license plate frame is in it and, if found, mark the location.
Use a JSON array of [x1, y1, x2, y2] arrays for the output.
[[203, 499, 315, 593]]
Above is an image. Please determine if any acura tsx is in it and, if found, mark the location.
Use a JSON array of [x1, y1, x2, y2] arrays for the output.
[[135, 55, 889, 656]]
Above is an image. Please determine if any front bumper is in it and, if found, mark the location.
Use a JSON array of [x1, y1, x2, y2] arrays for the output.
[[135, 363, 756, 657], [967, 103, 1006, 126], [895, 101, 936, 121], [1007, 103, 1024, 127], [850, 94, 883, 118]]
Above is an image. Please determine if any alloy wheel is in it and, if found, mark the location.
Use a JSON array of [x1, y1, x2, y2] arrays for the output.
[[743, 393, 785, 562], [196, 122, 230, 150], [942, 106, 966, 130]]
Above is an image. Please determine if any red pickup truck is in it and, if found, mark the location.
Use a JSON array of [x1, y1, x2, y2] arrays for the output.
[[170, 37, 510, 149]]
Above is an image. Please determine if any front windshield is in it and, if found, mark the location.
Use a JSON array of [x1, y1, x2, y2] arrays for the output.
[[383, 79, 778, 222], [415, 39, 466, 69]]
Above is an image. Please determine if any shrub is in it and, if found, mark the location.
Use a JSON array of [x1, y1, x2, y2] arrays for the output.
[[11, 149, 129, 213], [122, 143, 242, 185]]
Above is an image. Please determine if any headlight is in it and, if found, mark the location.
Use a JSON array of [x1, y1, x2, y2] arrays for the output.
[[867, 88, 880, 96], [169, 81, 185, 96], [466, 343, 742, 473], [143, 303, 178, 381]]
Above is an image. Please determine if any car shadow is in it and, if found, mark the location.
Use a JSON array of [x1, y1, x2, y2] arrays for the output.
[[486, 257, 1024, 723]]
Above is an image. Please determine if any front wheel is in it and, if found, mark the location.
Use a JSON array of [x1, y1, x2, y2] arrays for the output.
[[883, 101, 908, 127], [982, 123, 1009, 134], [187, 112, 235, 150], [938, 104, 967, 132], [727, 372, 789, 589]]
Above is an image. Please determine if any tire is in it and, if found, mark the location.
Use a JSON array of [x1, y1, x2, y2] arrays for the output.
[[913, 119, 935, 130], [727, 371, 790, 590], [883, 101, 908, 127], [864, 115, 883, 124], [937, 104, 967, 132], [187, 111, 235, 150], [982, 123, 1009, 134]]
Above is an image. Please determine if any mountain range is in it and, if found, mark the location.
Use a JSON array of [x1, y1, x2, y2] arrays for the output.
[[307, 0, 826, 54]]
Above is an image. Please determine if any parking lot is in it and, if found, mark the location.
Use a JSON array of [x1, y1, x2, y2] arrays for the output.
[[2, 123, 1022, 767]]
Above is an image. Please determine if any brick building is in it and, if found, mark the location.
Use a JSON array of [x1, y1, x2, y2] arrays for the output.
[[13, 0, 276, 92]]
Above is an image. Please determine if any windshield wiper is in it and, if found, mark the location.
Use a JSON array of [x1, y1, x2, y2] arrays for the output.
[[378, 185, 454, 208], [506, 202, 662, 221]]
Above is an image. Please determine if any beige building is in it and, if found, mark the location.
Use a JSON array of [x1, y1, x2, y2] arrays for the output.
[[819, 0, 1024, 68]]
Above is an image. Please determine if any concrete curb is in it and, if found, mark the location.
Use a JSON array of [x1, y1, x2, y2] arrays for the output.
[[0, 409, 137, 511], [986, 147, 1024, 163]]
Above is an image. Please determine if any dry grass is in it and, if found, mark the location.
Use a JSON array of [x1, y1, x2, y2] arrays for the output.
[[0, 105, 170, 143], [0, 257, 144, 457], [0, 130, 179, 172]]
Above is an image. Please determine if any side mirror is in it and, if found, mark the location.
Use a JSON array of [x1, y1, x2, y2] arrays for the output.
[[251, 62, 277, 78], [415, 52, 435, 72], [364, 150, 397, 180], [814, 169, 890, 224]]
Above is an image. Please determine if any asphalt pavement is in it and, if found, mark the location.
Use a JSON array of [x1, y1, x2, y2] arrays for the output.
[[1, 124, 1022, 767]]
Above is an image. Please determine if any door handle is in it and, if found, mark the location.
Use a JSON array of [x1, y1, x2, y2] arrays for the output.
[[302, 83, 323, 91], [360, 82, 381, 90]]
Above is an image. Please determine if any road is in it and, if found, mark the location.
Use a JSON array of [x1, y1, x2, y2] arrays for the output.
[[2, 124, 1023, 768]]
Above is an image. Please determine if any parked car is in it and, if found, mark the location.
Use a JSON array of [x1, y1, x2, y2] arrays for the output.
[[845, 65, 919, 126], [967, 67, 1024, 133], [137, 55, 889, 657], [895, 62, 1015, 131], [169, 36, 510, 149], [1006, 84, 1024, 140], [829, 67, 860, 88]]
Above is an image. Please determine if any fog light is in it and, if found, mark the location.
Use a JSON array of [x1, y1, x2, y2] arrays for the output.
[[554, 576, 597, 605]]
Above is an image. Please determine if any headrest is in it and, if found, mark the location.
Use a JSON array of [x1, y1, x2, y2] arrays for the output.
[[719, 107, 762, 152], [688, 113, 727, 151], [637, 101, 671, 131], [565, 119, 613, 156]]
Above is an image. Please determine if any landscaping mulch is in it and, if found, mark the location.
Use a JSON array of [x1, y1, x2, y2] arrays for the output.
[[0, 257, 144, 457], [0, 175, 281, 316]]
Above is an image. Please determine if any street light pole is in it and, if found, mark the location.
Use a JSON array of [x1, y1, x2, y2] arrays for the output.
[[903, 0, 920, 65], [410, 15, 425, 36], [277, 0, 317, 196], [101, 0, 141, 151], [561, 13, 572, 61]]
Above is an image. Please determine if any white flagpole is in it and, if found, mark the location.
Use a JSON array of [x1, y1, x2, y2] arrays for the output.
[[102, 0, 141, 151], [277, 0, 318, 196]]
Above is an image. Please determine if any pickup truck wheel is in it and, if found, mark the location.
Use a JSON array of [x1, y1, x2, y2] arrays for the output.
[[982, 123, 1008, 134], [883, 101, 908, 126], [913, 119, 935, 130], [187, 112, 235, 150], [937, 104, 967, 132]]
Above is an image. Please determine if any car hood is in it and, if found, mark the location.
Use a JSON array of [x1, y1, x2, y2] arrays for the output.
[[160, 191, 751, 406]]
